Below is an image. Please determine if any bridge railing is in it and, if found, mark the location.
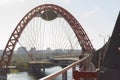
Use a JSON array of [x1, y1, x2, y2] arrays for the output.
[[39, 54, 90, 80]]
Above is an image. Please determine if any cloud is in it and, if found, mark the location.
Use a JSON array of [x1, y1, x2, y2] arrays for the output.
[[81, 7, 100, 18], [0, 0, 24, 6], [61, 0, 71, 4], [0, 0, 9, 6]]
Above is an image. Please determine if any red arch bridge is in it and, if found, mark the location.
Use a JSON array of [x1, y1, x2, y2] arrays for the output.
[[0, 4, 97, 80]]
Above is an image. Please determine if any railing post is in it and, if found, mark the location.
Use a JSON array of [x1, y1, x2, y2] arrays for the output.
[[72, 66, 76, 71], [61, 65, 67, 80], [62, 71, 67, 80]]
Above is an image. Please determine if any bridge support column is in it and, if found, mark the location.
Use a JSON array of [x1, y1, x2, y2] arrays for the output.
[[0, 68, 7, 80], [0, 76, 7, 80], [28, 63, 46, 79]]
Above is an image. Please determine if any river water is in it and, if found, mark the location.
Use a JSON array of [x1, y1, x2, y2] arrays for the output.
[[7, 66, 72, 80]]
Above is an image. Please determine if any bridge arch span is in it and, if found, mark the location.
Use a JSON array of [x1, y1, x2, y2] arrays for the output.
[[0, 4, 94, 75]]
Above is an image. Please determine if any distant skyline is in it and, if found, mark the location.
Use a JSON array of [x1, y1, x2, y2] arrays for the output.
[[0, 0, 120, 50]]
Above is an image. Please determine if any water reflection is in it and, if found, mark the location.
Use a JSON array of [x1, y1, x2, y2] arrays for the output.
[[7, 66, 72, 80], [45, 66, 62, 80], [8, 72, 35, 80], [45, 66, 72, 80]]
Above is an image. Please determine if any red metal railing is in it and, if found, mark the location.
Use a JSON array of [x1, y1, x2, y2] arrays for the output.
[[39, 54, 90, 80], [73, 70, 97, 80]]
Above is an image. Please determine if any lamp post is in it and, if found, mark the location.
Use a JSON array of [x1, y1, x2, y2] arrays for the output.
[[99, 34, 110, 45], [98, 34, 110, 68]]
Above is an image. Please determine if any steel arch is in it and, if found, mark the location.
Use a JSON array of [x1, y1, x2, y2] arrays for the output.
[[0, 4, 94, 75]]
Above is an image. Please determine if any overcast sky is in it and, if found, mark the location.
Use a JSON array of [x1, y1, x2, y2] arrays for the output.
[[0, 0, 120, 50]]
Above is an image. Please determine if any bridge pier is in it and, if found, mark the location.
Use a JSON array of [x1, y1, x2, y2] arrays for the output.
[[0, 76, 7, 80], [28, 63, 46, 79], [0, 68, 7, 80]]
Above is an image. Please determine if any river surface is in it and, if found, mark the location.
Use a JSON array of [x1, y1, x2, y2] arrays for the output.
[[7, 66, 72, 80]]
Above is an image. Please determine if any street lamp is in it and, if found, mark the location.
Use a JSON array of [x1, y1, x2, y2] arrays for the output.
[[99, 34, 110, 45]]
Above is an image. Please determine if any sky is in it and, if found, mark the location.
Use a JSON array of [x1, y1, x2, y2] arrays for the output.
[[0, 0, 120, 50]]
